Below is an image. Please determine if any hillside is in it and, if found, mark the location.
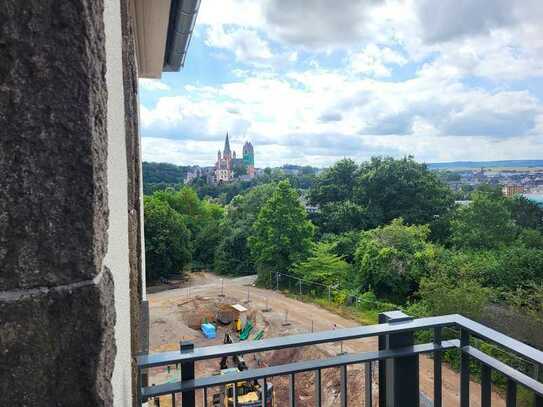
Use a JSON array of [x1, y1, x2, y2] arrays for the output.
[[427, 159, 543, 170]]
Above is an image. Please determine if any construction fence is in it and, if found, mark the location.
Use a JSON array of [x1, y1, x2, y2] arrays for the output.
[[272, 271, 397, 312]]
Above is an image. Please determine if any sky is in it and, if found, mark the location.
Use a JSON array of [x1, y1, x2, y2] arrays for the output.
[[138, 0, 543, 168]]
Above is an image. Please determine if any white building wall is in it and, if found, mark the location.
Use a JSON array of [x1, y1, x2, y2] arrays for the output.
[[103, 0, 133, 405]]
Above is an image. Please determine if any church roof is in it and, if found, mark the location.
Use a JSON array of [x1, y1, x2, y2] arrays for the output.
[[224, 132, 231, 155]]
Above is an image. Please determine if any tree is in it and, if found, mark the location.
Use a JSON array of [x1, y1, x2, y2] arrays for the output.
[[318, 201, 370, 234], [151, 186, 223, 268], [354, 156, 455, 228], [214, 183, 278, 275], [354, 219, 436, 302], [291, 243, 352, 289], [418, 274, 491, 318], [249, 180, 315, 285], [508, 195, 543, 232], [232, 160, 247, 178], [322, 230, 361, 264], [516, 228, 543, 249], [309, 158, 359, 205], [143, 196, 192, 282], [450, 192, 517, 249]]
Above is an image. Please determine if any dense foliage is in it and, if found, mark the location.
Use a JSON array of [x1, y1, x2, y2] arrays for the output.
[[143, 187, 223, 280], [214, 183, 277, 276], [309, 157, 455, 234], [143, 156, 543, 340], [143, 196, 192, 281], [291, 243, 352, 289], [143, 162, 192, 194], [249, 180, 315, 285]]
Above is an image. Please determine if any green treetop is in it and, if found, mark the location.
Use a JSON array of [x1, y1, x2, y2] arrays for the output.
[[249, 180, 315, 285], [143, 196, 192, 282]]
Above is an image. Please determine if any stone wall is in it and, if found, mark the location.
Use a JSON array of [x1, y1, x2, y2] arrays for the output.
[[0, 1, 116, 405], [120, 0, 147, 403]]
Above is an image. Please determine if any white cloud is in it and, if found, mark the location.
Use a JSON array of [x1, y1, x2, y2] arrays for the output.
[[138, 78, 171, 91], [140, 0, 543, 166], [349, 44, 407, 77], [141, 62, 543, 166], [415, 0, 543, 44], [205, 26, 273, 62]]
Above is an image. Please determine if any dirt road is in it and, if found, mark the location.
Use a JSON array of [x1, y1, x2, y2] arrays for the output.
[[148, 272, 504, 406]]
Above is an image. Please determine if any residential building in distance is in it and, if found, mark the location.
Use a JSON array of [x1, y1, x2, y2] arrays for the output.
[[502, 184, 525, 197]]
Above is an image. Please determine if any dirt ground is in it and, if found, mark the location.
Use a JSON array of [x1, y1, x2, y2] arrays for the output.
[[146, 272, 504, 407]]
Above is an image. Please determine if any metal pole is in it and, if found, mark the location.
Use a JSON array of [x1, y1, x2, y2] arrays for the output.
[[311, 320, 314, 333], [282, 310, 291, 326], [378, 311, 419, 407], [460, 329, 470, 407], [276, 272, 279, 290], [263, 297, 271, 312], [298, 279, 302, 297], [328, 286, 331, 303], [219, 278, 224, 297], [180, 341, 195, 407], [245, 286, 250, 304]]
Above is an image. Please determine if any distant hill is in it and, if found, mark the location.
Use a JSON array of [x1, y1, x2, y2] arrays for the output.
[[142, 162, 195, 194], [427, 160, 543, 170]]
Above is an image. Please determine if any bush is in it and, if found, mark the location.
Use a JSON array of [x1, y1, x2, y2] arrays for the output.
[[354, 219, 437, 303]]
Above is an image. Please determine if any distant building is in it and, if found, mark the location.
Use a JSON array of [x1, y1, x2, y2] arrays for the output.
[[243, 141, 255, 177], [214, 133, 255, 183], [502, 184, 525, 197]]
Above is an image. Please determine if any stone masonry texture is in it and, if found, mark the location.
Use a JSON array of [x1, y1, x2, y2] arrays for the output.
[[0, 0, 109, 290], [0, 269, 117, 406], [120, 0, 146, 403], [0, 1, 116, 405]]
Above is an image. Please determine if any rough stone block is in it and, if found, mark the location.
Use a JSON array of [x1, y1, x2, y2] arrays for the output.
[[0, 269, 116, 406], [0, 0, 108, 290]]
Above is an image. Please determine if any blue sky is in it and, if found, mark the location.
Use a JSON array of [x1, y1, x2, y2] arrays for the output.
[[139, 0, 543, 168]]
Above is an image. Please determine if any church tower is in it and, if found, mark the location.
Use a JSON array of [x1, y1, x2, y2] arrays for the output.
[[243, 141, 255, 178], [223, 132, 231, 160]]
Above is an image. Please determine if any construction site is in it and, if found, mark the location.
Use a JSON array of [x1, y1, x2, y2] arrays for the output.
[[145, 273, 505, 407]]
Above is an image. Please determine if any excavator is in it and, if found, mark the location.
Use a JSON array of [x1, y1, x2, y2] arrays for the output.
[[212, 333, 274, 407]]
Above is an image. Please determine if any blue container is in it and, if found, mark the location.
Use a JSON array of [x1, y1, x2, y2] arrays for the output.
[[201, 323, 216, 339]]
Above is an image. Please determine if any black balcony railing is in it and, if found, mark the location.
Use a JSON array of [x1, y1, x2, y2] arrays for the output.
[[137, 311, 543, 407]]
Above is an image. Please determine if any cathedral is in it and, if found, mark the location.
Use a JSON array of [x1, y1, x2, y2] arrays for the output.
[[214, 133, 255, 183]]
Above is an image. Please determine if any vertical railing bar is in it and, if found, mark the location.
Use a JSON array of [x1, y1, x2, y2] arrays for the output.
[[315, 369, 322, 407], [365, 362, 372, 407], [262, 378, 267, 407], [233, 381, 238, 407], [460, 329, 470, 407], [171, 392, 175, 407], [534, 364, 543, 407], [506, 378, 517, 407], [289, 373, 296, 407], [481, 364, 491, 407], [377, 313, 387, 407], [340, 364, 348, 407], [434, 326, 442, 407], [203, 387, 208, 407], [137, 366, 142, 404], [180, 341, 195, 407]]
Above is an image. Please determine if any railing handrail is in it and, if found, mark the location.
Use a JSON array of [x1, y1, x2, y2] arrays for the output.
[[138, 314, 543, 369], [138, 312, 543, 407], [137, 314, 457, 368], [453, 314, 543, 366], [142, 340, 460, 399]]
